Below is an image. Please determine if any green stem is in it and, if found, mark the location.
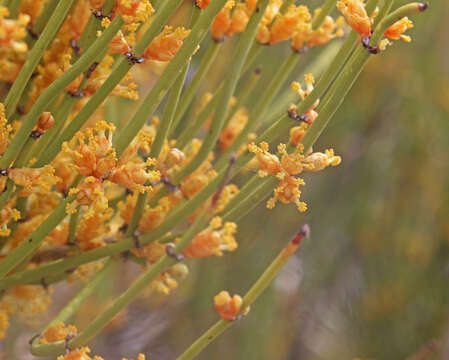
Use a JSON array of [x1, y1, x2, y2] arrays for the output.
[[34, 0, 184, 167], [7, 0, 22, 18], [171, 41, 222, 134], [31, 0, 59, 35], [68, 211, 79, 245], [215, 51, 300, 171], [4, 0, 76, 118], [170, 0, 270, 185], [0, 15, 123, 169], [176, 226, 309, 360], [232, 66, 262, 112], [0, 232, 178, 289], [221, 176, 273, 222], [175, 92, 218, 149], [312, 0, 338, 30], [113, 0, 230, 158]]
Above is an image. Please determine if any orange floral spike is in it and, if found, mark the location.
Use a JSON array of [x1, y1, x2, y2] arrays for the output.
[[384, 17, 413, 42], [109, 31, 131, 55], [63, 121, 117, 179], [89, 0, 103, 12], [306, 16, 345, 48], [0, 7, 30, 82], [8, 165, 60, 196], [0, 103, 12, 155], [219, 107, 248, 151], [143, 26, 191, 62], [40, 322, 78, 344], [196, 0, 212, 9], [269, 5, 312, 45], [269, 175, 307, 212], [76, 210, 112, 250], [336, 0, 372, 39], [278, 143, 304, 176], [19, 0, 46, 23], [211, 1, 234, 41], [248, 141, 281, 177], [226, 4, 250, 37], [302, 148, 342, 171], [214, 291, 249, 321], [138, 205, 168, 233], [57, 346, 101, 360], [150, 263, 188, 295], [108, 160, 160, 193], [289, 125, 307, 146], [183, 217, 237, 258]]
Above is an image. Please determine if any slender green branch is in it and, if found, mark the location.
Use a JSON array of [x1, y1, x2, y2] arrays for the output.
[[6, 0, 22, 18], [171, 41, 222, 134], [175, 92, 218, 149], [215, 51, 300, 171], [4, 0, 76, 118], [176, 226, 310, 360], [232, 66, 263, 111], [0, 232, 177, 289], [31, 0, 59, 35], [312, 0, 338, 30]]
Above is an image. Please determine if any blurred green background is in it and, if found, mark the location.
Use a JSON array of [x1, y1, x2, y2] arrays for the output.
[[5, 0, 448, 359]]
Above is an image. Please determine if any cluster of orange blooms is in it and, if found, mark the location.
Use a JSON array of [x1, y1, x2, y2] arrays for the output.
[[200, 0, 345, 50], [0, 0, 424, 356]]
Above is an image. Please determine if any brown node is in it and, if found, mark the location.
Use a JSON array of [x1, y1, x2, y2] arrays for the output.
[[288, 107, 308, 123], [165, 243, 184, 261], [125, 51, 145, 65]]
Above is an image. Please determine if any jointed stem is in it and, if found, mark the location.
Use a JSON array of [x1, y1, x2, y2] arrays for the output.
[[312, 0, 339, 30], [215, 50, 300, 172], [176, 226, 309, 360], [170, 41, 222, 135]]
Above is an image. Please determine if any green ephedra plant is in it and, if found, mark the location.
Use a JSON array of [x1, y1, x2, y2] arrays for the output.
[[0, 0, 428, 358]]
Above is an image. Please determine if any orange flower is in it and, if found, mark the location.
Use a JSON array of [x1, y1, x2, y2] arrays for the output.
[[214, 291, 249, 321], [8, 165, 60, 195], [219, 107, 248, 151], [143, 26, 191, 62], [337, 0, 372, 38], [211, 2, 233, 41], [384, 17, 413, 42], [63, 121, 117, 179], [226, 4, 250, 37], [183, 217, 237, 258], [40, 322, 78, 344], [248, 142, 281, 177], [196, 0, 211, 9]]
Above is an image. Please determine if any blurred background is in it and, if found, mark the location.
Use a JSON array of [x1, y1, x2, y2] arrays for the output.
[[5, 0, 448, 359]]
